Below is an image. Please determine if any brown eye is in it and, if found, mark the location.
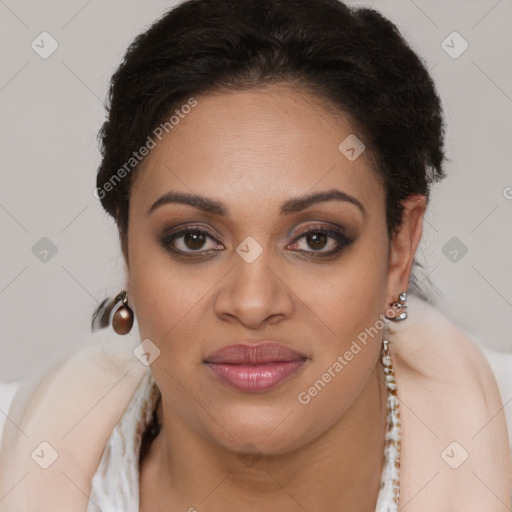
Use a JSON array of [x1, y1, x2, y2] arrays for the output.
[[161, 228, 222, 254], [304, 231, 328, 251], [288, 225, 355, 256], [182, 231, 207, 250]]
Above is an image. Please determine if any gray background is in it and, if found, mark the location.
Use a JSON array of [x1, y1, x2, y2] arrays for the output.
[[0, 0, 511, 382]]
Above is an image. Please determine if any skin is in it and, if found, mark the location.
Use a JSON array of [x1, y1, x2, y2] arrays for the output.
[[125, 83, 426, 511]]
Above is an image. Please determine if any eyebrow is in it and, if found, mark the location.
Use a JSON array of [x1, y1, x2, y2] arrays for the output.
[[146, 188, 366, 218]]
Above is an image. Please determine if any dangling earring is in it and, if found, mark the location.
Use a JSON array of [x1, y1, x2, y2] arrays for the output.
[[110, 290, 134, 335], [385, 291, 408, 322]]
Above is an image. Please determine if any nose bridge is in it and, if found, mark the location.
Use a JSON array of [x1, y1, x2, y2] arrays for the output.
[[233, 237, 280, 303], [215, 236, 294, 326]]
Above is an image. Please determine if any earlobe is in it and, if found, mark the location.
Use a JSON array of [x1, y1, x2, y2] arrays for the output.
[[386, 194, 427, 301]]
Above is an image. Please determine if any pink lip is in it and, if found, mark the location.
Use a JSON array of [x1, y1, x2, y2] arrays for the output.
[[204, 342, 307, 393]]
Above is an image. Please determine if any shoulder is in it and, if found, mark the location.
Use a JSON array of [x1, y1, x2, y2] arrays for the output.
[[388, 293, 511, 511], [0, 335, 148, 511], [389, 292, 506, 411]]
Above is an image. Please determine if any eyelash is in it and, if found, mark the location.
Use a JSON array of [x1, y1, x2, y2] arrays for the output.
[[160, 224, 355, 259]]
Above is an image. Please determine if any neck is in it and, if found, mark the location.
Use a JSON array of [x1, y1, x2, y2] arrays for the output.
[[141, 357, 388, 512]]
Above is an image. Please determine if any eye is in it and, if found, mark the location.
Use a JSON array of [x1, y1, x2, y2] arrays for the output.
[[160, 226, 223, 255], [287, 225, 355, 256], [160, 223, 355, 259]]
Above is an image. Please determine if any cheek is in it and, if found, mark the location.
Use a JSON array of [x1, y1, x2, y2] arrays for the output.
[[129, 266, 209, 357], [309, 235, 389, 350], [298, 233, 389, 400], [127, 222, 207, 355]]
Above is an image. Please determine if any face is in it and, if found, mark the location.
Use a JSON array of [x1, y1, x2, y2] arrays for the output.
[[126, 84, 417, 456]]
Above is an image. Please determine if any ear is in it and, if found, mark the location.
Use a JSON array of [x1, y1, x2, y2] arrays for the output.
[[385, 194, 427, 306]]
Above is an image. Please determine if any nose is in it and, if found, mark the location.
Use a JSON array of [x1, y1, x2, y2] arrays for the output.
[[213, 248, 295, 329]]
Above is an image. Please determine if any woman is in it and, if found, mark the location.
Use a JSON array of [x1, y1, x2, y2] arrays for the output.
[[0, 0, 509, 510]]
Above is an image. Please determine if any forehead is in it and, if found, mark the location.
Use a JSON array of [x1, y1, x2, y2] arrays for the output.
[[130, 85, 383, 219]]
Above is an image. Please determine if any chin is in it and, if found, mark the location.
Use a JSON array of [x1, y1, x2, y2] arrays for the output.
[[201, 405, 313, 457]]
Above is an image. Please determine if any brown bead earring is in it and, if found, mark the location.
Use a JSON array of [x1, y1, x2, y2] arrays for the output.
[[110, 290, 134, 335]]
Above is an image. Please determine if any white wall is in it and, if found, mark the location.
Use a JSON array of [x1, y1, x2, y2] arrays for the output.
[[1, 0, 511, 381]]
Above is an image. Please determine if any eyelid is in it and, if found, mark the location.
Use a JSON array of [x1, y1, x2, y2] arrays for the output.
[[290, 222, 348, 238], [162, 220, 349, 243], [286, 224, 354, 252], [162, 225, 222, 246], [160, 221, 355, 258]]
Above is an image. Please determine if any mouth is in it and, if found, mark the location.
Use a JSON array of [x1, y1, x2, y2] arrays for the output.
[[204, 342, 308, 393]]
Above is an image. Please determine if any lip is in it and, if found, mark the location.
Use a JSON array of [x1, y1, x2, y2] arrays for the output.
[[204, 342, 308, 393]]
